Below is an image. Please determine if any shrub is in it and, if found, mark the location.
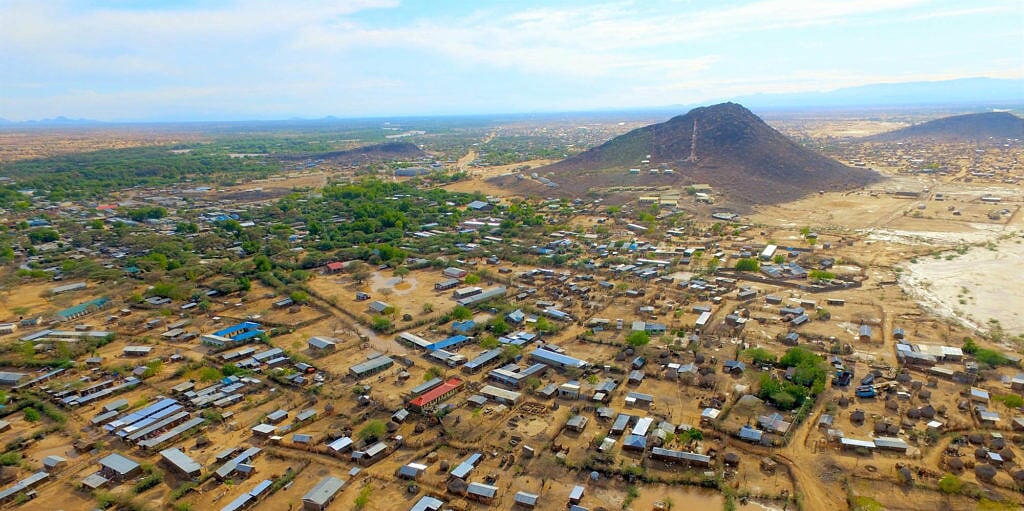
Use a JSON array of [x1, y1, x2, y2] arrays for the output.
[[626, 330, 650, 347], [734, 258, 759, 271], [23, 407, 40, 422], [938, 473, 963, 494]]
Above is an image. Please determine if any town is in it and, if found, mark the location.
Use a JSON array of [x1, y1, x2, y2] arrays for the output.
[[0, 105, 1021, 511]]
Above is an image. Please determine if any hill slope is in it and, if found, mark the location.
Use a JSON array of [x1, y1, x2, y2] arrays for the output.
[[865, 111, 1024, 142], [491, 103, 879, 206]]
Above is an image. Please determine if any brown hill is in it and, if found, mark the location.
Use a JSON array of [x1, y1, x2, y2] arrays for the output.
[[489, 103, 879, 207], [864, 111, 1024, 142], [280, 141, 425, 165]]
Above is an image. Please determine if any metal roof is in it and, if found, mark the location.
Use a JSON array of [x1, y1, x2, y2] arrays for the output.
[[159, 448, 202, 475], [514, 491, 539, 506], [302, 476, 346, 506], [467, 482, 498, 498], [98, 453, 139, 475]]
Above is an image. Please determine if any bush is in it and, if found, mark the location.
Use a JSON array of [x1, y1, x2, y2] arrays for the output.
[[938, 473, 963, 494], [451, 306, 473, 320], [962, 337, 979, 354], [975, 349, 1009, 367], [23, 407, 40, 422], [626, 330, 650, 347], [734, 258, 760, 271], [357, 420, 386, 442], [371, 316, 392, 332], [809, 270, 836, 281], [133, 471, 164, 494], [0, 452, 22, 466], [745, 347, 776, 365]]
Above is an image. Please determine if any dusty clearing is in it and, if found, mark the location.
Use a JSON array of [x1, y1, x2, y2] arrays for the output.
[[900, 235, 1024, 335]]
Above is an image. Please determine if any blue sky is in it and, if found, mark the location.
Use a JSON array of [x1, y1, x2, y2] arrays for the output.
[[1, 0, 1021, 121]]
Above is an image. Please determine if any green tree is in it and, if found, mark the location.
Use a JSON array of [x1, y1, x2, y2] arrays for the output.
[[744, 347, 776, 365], [962, 337, 979, 354], [809, 270, 836, 281], [393, 266, 410, 281], [938, 473, 963, 494], [500, 344, 522, 363], [357, 419, 387, 442], [626, 330, 650, 347], [371, 316, 391, 332], [253, 255, 272, 272], [534, 317, 554, 334], [175, 222, 199, 234], [464, 274, 481, 285], [995, 393, 1024, 409], [489, 318, 510, 336], [734, 258, 760, 271], [451, 305, 473, 321], [289, 290, 309, 304], [975, 349, 1009, 367], [348, 261, 371, 283], [773, 254, 785, 264], [23, 407, 40, 422]]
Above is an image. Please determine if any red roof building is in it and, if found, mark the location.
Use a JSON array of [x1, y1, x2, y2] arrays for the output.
[[408, 377, 464, 413]]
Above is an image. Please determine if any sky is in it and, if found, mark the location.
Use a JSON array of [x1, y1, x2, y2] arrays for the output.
[[1, 0, 1022, 121]]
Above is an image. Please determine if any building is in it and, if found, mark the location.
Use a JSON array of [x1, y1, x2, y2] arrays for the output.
[[450, 452, 483, 480], [302, 476, 346, 511], [455, 286, 507, 307], [0, 372, 26, 387], [463, 348, 502, 374], [514, 491, 539, 508], [308, 336, 337, 352], [408, 378, 464, 413], [122, 346, 153, 357], [466, 482, 499, 503], [349, 356, 394, 379], [858, 325, 872, 342], [160, 448, 202, 477], [410, 496, 445, 511], [566, 415, 588, 432], [529, 348, 589, 371], [479, 385, 522, 405], [368, 301, 391, 314], [443, 267, 468, 279], [650, 447, 712, 467], [398, 463, 428, 480], [98, 453, 141, 481]]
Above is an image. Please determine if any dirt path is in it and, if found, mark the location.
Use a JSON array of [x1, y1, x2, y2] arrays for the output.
[[772, 451, 845, 511]]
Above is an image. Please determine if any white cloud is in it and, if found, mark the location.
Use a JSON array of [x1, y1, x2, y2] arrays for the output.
[[0, 0, 1019, 120]]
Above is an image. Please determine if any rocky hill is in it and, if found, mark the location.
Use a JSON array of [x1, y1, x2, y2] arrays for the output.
[[864, 111, 1024, 142], [489, 103, 879, 207]]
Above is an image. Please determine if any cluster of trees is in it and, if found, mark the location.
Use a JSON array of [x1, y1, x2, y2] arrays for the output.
[[124, 206, 167, 222], [756, 347, 828, 410], [0, 145, 279, 202], [734, 258, 760, 271]]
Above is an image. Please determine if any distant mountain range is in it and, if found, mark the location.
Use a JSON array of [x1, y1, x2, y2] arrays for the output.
[[729, 77, 1024, 111], [0, 116, 103, 126], [864, 111, 1024, 141], [2, 78, 1021, 124], [490, 102, 880, 207]]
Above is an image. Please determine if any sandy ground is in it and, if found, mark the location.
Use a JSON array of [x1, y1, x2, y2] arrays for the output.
[[900, 236, 1024, 335]]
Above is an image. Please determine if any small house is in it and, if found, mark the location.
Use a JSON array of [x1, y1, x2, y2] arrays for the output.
[[302, 476, 345, 511]]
